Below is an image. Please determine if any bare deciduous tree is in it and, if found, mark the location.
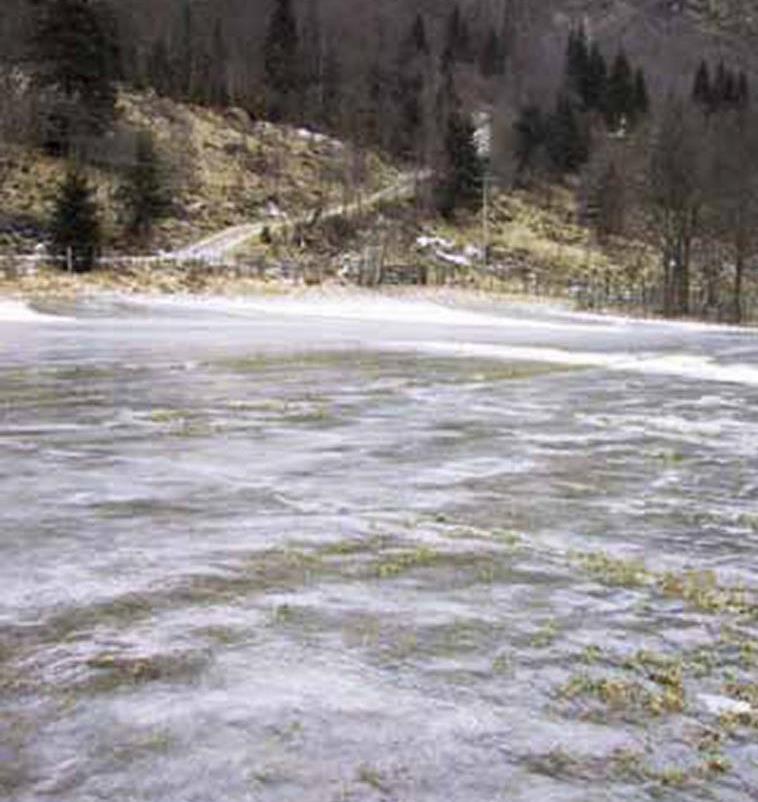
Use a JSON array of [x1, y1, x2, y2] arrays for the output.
[[648, 99, 703, 316]]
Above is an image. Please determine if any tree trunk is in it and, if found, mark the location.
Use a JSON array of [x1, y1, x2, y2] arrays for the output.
[[662, 243, 674, 316], [678, 231, 691, 316], [734, 253, 744, 324], [733, 217, 747, 323]]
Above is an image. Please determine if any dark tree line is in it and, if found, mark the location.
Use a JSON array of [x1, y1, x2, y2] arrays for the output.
[[1, 0, 757, 317], [505, 27, 758, 322], [692, 59, 749, 114], [566, 28, 648, 128], [645, 95, 757, 322], [17, 1, 511, 163], [31, 0, 121, 153], [8, 0, 500, 262], [514, 29, 649, 179], [575, 77, 756, 322]]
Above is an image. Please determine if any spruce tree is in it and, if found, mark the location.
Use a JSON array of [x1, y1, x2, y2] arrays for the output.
[[264, 0, 300, 121], [633, 68, 650, 120], [149, 38, 174, 97], [320, 45, 342, 129], [737, 71, 749, 109], [693, 60, 712, 110], [584, 43, 608, 112], [443, 6, 472, 66], [435, 51, 457, 135], [408, 13, 429, 56], [393, 14, 429, 160], [514, 104, 547, 176], [50, 167, 101, 272], [606, 50, 634, 130], [363, 62, 386, 146], [713, 61, 728, 111], [723, 68, 737, 107], [546, 94, 589, 173], [31, 0, 121, 150], [209, 18, 230, 106], [436, 108, 483, 218], [393, 74, 423, 159], [480, 29, 504, 78], [119, 131, 171, 245], [300, 0, 322, 117], [705, 62, 748, 111], [178, 0, 195, 100], [565, 27, 589, 102]]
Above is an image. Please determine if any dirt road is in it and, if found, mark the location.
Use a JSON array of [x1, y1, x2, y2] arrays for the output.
[[170, 171, 430, 262]]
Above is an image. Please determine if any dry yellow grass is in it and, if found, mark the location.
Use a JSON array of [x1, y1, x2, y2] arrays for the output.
[[426, 182, 657, 292], [0, 91, 402, 255]]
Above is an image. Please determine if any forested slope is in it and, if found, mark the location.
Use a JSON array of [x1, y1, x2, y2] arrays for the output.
[[3, 1, 758, 320]]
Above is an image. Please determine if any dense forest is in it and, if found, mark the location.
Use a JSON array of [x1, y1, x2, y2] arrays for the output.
[[3, 0, 758, 320]]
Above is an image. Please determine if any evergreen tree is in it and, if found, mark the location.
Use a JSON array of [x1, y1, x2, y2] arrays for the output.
[[737, 71, 750, 109], [442, 5, 472, 66], [209, 18, 230, 106], [119, 131, 171, 245], [320, 45, 342, 129], [264, 0, 300, 121], [546, 94, 589, 173], [149, 38, 173, 97], [723, 68, 737, 107], [606, 50, 634, 129], [392, 14, 430, 160], [514, 104, 547, 176], [633, 68, 650, 119], [50, 166, 101, 272], [301, 0, 338, 128], [178, 0, 195, 99], [408, 13, 429, 56], [703, 61, 750, 112], [393, 74, 423, 159], [300, 0, 322, 85], [565, 27, 589, 102], [713, 61, 729, 111], [584, 43, 608, 112], [363, 62, 386, 146], [693, 60, 712, 110], [435, 50, 457, 133], [31, 0, 121, 150], [480, 29, 504, 78], [436, 108, 483, 218]]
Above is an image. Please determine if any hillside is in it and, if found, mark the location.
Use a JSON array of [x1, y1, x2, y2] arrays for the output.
[[0, 90, 656, 308], [4, 0, 758, 321], [0, 91, 403, 256], [566, 0, 758, 67]]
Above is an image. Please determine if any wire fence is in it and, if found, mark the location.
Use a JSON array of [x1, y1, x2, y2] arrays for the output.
[[2, 251, 755, 323]]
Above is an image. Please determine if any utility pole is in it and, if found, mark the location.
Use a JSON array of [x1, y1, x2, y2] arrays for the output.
[[482, 170, 490, 272], [473, 109, 493, 274]]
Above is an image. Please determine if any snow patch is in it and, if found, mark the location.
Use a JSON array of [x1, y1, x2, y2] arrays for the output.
[[393, 340, 758, 387], [438, 252, 472, 267], [0, 300, 71, 324], [697, 694, 752, 717], [416, 236, 453, 250], [187, 295, 626, 332]]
